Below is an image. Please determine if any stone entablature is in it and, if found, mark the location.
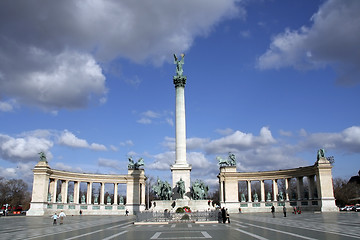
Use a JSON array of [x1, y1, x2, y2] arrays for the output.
[[218, 157, 338, 213], [27, 161, 146, 216]]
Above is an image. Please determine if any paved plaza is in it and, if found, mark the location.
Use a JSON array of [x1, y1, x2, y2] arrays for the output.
[[0, 212, 359, 240]]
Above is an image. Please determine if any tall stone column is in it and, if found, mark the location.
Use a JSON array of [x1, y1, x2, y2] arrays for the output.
[[171, 59, 192, 199], [285, 178, 290, 201], [260, 180, 265, 202], [87, 182, 92, 204], [100, 182, 105, 204], [114, 183, 118, 205], [247, 180, 252, 202], [308, 175, 315, 200], [74, 181, 79, 204], [297, 177, 304, 200], [273, 179, 278, 201], [53, 179, 58, 203], [61, 180, 68, 203]]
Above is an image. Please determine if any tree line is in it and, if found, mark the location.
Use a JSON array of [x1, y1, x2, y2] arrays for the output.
[[0, 177, 31, 211]]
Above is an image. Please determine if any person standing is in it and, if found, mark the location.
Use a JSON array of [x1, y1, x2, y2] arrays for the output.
[[52, 213, 58, 225], [226, 208, 230, 223], [271, 206, 275, 218], [283, 206, 287, 217], [221, 207, 226, 223], [59, 211, 66, 225], [79, 210, 82, 216]]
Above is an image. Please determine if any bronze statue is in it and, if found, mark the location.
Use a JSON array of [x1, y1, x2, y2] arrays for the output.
[[174, 53, 185, 77], [176, 178, 185, 199]]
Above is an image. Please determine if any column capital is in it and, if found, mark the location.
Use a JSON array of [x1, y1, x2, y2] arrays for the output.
[[173, 76, 186, 88]]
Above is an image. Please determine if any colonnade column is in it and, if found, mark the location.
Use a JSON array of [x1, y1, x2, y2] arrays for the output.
[[247, 180, 252, 202], [219, 181, 224, 202], [308, 175, 315, 200], [74, 181, 79, 204], [114, 183, 118, 205], [285, 178, 290, 201], [61, 180, 68, 203], [87, 182, 92, 204], [52, 179, 58, 203], [100, 182, 105, 204], [260, 180, 265, 202], [297, 177, 304, 200], [272, 179, 278, 201], [49, 179, 55, 202]]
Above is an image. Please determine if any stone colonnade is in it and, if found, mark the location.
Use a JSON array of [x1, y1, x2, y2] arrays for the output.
[[218, 157, 338, 213], [27, 160, 146, 216]]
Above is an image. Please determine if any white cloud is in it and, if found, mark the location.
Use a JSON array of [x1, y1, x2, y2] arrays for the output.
[[58, 130, 107, 151], [147, 151, 174, 170], [187, 152, 211, 169], [257, 0, 360, 84], [279, 130, 292, 137], [205, 127, 276, 154], [0, 100, 16, 112], [137, 118, 152, 124], [0, 134, 53, 163], [120, 140, 134, 147], [137, 110, 174, 126], [215, 128, 234, 136], [0, 0, 245, 110], [300, 126, 360, 153]]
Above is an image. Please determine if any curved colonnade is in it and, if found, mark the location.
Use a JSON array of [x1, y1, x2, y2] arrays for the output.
[[218, 157, 338, 213], [27, 160, 146, 216]]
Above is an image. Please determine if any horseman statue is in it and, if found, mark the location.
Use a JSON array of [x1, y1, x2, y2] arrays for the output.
[[152, 178, 172, 200], [191, 179, 209, 200]]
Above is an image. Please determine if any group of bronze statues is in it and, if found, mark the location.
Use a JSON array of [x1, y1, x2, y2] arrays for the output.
[[152, 177, 210, 200]]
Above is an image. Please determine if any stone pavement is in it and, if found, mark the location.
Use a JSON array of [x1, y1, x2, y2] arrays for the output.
[[0, 212, 359, 240]]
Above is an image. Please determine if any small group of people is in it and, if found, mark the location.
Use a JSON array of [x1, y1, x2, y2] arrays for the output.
[[293, 206, 301, 214], [221, 207, 230, 223], [51, 211, 66, 225], [271, 206, 287, 218]]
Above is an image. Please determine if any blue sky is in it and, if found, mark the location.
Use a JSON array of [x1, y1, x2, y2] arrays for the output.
[[0, 0, 359, 192]]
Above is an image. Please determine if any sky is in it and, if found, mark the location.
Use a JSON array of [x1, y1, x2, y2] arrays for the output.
[[0, 0, 360, 192]]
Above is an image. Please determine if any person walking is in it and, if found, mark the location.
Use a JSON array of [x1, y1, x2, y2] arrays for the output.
[[59, 211, 66, 225], [52, 213, 58, 225], [283, 206, 287, 217], [271, 206, 275, 218], [79, 210, 82, 216], [221, 207, 226, 223], [125, 209, 129, 216]]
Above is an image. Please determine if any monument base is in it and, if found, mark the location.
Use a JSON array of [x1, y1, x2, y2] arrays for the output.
[[151, 199, 214, 212], [27, 202, 47, 216], [171, 164, 192, 199]]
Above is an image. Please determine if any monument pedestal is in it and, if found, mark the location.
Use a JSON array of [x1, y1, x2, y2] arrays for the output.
[[171, 164, 192, 199]]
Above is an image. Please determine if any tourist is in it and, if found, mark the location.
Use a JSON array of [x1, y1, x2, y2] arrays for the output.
[[271, 206, 275, 218], [59, 211, 66, 224], [283, 206, 287, 217], [79, 210, 82, 216], [52, 213, 58, 225], [221, 207, 226, 223], [226, 208, 230, 223], [125, 209, 129, 216]]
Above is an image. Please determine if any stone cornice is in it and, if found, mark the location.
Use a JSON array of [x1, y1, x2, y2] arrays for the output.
[[218, 165, 318, 181]]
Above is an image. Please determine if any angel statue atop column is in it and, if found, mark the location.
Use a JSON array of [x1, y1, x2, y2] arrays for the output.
[[174, 53, 185, 77]]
